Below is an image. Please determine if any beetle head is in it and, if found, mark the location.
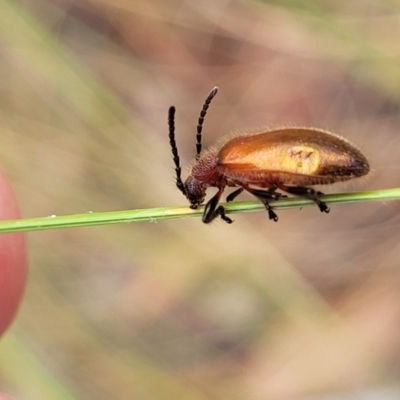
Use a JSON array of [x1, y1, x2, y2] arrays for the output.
[[184, 175, 207, 209]]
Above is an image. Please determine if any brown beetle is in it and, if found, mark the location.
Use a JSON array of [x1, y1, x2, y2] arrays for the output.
[[168, 87, 369, 223]]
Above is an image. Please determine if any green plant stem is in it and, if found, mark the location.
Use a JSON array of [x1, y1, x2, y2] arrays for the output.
[[1, 188, 399, 233]]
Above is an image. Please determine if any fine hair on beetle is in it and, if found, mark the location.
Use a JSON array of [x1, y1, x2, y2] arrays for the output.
[[168, 87, 370, 224]]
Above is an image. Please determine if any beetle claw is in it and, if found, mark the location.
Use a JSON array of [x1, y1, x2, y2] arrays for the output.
[[318, 203, 330, 213], [217, 206, 233, 224], [268, 208, 279, 222]]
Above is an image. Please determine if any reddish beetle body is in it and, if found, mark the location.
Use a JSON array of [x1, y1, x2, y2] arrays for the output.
[[168, 87, 369, 223]]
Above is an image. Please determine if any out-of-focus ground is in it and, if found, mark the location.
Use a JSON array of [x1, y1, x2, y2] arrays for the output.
[[0, 1, 400, 399]]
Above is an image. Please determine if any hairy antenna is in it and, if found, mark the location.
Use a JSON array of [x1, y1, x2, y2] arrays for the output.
[[168, 106, 186, 196], [196, 86, 219, 160]]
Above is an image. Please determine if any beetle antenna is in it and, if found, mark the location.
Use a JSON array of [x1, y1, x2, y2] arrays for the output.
[[168, 106, 186, 196], [196, 86, 219, 160]]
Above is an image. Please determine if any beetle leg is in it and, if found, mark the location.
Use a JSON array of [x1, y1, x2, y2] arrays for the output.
[[254, 187, 287, 200], [242, 186, 279, 222], [215, 206, 233, 224], [203, 188, 233, 224], [226, 188, 244, 202], [277, 184, 330, 214]]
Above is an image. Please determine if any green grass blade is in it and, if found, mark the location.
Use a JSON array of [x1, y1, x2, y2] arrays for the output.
[[0, 188, 398, 233]]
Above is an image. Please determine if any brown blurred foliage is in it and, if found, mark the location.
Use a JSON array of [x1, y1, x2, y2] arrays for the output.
[[0, 0, 400, 399]]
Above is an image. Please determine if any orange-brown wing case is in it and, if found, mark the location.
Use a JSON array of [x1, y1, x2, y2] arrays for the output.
[[216, 128, 369, 186]]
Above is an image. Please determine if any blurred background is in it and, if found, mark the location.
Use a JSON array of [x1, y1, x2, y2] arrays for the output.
[[0, 0, 400, 399]]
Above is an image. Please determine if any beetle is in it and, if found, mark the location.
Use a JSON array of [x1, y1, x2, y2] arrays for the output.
[[168, 87, 370, 224]]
